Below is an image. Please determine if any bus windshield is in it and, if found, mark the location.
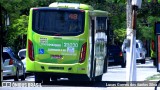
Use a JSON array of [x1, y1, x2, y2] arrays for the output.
[[32, 8, 85, 36]]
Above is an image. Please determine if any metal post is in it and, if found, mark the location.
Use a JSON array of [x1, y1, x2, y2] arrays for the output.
[[126, 0, 140, 81], [126, 0, 133, 81], [129, 5, 138, 81]]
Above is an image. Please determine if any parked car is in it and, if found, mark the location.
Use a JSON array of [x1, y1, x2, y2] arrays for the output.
[[18, 49, 27, 73], [135, 40, 147, 64], [107, 45, 126, 68], [2, 47, 25, 81], [122, 40, 146, 64]]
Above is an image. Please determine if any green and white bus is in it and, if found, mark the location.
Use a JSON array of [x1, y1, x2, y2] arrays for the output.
[[26, 2, 109, 83]]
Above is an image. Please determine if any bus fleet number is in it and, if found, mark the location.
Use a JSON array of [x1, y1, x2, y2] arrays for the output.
[[64, 43, 78, 47]]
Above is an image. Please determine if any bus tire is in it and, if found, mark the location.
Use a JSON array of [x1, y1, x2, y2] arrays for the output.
[[141, 59, 145, 64], [95, 75, 102, 81], [103, 56, 108, 73], [92, 58, 96, 81], [35, 73, 42, 83]]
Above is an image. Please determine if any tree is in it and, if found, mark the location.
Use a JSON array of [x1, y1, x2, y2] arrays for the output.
[[5, 15, 28, 52], [137, 16, 160, 40], [114, 28, 126, 44], [0, 0, 56, 52], [2, 0, 160, 51]]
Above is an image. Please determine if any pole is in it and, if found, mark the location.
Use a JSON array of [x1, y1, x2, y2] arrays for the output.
[[0, 5, 2, 87], [126, 0, 138, 81], [127, 0, 132, 30], [126, 0, 133, 81], [129, 5, 137, 81]]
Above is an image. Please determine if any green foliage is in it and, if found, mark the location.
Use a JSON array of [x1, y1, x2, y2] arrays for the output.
[[1, 0, 34, 18], [137, 16, 160, 41], [137, 26, 152, 39], [146, 74, 160, 81], [12, 15, 28, 35], [2, 0, 160, 52], [114, 28, 126, 43], [110, 0, 126, 3], [5, 15, 28, 52]]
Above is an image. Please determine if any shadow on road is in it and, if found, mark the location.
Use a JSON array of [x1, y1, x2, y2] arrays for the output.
[[42, 81, 124, 87], [42, 81, 160, 88], [3, 73, 34, 80]]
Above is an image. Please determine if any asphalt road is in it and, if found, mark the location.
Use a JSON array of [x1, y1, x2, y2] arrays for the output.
[[1, 60, 160, 90], [15, 60, 158, 82]]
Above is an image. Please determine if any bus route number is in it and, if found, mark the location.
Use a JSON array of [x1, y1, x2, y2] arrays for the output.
[[69, 14, 78, 20]]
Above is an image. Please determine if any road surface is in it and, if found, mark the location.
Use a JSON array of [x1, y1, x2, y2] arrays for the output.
[[1, 60, 160, 90]]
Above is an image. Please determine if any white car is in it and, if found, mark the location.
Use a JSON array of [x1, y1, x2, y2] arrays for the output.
[[122, 40, 146, 64], [18, 49, 27, 73], [135, 40, 146, 64], [2, 47, 25, 81]]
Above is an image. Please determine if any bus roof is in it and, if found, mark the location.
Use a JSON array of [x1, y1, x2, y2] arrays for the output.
[[49, 2, 94, 10], [89, 10, 109, 17]]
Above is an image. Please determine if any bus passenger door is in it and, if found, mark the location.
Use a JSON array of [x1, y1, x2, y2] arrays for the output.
[[89, 16, 108, 81], [95, 17, 107, 77], [89, 17, 95, 80]]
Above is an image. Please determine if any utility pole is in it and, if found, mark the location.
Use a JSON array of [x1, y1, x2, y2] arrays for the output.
[[126, 0, 133, 81], [126, 0, 142, 81]]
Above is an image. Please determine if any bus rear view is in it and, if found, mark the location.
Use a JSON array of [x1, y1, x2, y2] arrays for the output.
[[26, 2, 108, 83]]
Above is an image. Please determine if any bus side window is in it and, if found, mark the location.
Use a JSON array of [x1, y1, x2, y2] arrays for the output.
[[96, 17, 107, 31], [95, 17, 107, 58]]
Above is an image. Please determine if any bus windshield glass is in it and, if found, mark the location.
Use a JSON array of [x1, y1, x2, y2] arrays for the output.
[[32, 8, 85, 36]]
